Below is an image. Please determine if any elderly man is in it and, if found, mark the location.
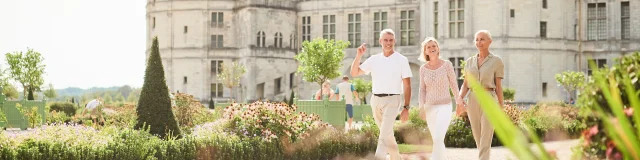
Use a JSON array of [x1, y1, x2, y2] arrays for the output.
[[351, 29, 412, 160]]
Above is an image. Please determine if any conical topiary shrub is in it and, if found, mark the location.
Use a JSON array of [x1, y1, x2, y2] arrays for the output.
[[288, 91, 295, 106], [209, 98, 215, 109], [134, 36, 182, 139]]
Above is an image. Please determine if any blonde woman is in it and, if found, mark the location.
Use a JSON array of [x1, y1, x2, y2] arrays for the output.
[[418, 37, 464, 160], [458, 30, 505, 160], [315, 80, 335, 100]]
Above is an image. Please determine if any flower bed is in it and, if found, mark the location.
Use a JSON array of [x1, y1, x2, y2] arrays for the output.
[[0, 101, 377, 160]]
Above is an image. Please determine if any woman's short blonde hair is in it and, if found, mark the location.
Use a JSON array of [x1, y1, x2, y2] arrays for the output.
[[322, 80, 331, 87], [418, 37, 441, 62]]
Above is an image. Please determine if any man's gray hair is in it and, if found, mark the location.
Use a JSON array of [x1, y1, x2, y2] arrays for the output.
[[474, 30, 493, 40], [379, 29, 396, 38]]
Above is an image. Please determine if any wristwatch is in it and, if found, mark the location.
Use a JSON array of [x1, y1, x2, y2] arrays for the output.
[[403, 105, 409, 109]]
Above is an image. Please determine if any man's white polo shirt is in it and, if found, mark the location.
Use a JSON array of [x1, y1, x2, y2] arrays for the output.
[[359, 52, 412, 94]]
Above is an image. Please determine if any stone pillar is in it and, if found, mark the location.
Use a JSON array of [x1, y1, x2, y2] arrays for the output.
[[243, 58, 257, 103], [419, 0, 428, 40]]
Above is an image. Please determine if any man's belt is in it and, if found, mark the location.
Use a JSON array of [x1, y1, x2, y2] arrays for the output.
[[374, 94, 399, 97]]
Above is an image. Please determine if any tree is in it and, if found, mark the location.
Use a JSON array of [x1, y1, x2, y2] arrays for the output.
[[555, 71, 586, 100], [288, 90, 295, 106], [117, 85, 133, 98], [2, 84, 19, 100], [134, 36, 182, 139], [216, 61, 246, 101], [5, 48, 46, 100], [103, 92, 113, 104], [352, 78, 372, 104], [208, 98, 215, 109], [126, 92, 138, 102], [43, 83, 57, 100], [294, 38, 348, 95], [114, 92, 125, 103]]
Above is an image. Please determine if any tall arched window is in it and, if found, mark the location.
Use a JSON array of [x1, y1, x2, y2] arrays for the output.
[[256, 31, 265, 47], [274, 32, 283, 48]]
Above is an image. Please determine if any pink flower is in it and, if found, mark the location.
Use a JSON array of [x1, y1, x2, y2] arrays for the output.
[[624, 108, 634, 117]]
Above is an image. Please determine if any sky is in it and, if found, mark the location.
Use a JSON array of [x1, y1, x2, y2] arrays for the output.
[[0, 0, 147, 90]]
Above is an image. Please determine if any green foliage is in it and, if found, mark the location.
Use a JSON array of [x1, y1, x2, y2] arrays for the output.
[[555, 71, 586, 100], [16, 103, 42, 128], [5, 48, 46, 100], [459, 59, 467, 80], [0, 123, 376, 160], [172, 93, 217, 132], [577, 52, 640, 159], [351, 78, 372, 104], [295, 38, 349, 90], [466, 74, 554, 159], [503, 88, 516, 102], [43, 83, 57, 99], [117, 85, 133, 98], [126, 91, 138, 103], [2, 84, 19, 100], [49, 102, 77, 117], [208, 98, 215, 109], [216, 61, 246, 100], [103, 104, 137, 129], [102, 92, 113, 104], [114, 92, 125, 103], [46, 110, 71, 124], [134, 36, 182, 139], [445, 117, 476, 147], [288, 91, 295, 106], [0, 110, 6, 123]]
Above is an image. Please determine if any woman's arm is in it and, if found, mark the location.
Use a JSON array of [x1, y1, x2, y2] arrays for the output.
[[446, 62, 463, 104], [495, 78, 504, 107], [315, 90, 321, 100], [447, 62, 466, 115], [494, 57, 505, 107], [459, 77, 470, 100]]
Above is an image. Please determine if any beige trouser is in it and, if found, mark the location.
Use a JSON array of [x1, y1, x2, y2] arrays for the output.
[[370, 94, 402, 160], [467, 90, 497, 160]]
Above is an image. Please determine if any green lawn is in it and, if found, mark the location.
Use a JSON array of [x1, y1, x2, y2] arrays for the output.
[[398, 144, 432, 154]]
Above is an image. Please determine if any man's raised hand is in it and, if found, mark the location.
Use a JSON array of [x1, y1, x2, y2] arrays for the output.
[[357, 43, 366, 57]]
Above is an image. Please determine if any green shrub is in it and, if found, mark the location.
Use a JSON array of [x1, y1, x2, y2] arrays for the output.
[[576, 52, 640, 159], [48, 102, 77, 117], [170, 93, 219, 134], [47, 110, 71, 124], [503, 88, 516, 102], [16, 103, 41, 128], [0, 110, 6, 122], [135, 36, 182, 139], [208, 98, 215, 109], [173, 93, 205, 127], [444, 116, 476, 147], [103, 104, 137, 129]]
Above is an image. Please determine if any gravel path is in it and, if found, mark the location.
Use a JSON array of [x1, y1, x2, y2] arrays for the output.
[[398, 139, 580, 160]]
